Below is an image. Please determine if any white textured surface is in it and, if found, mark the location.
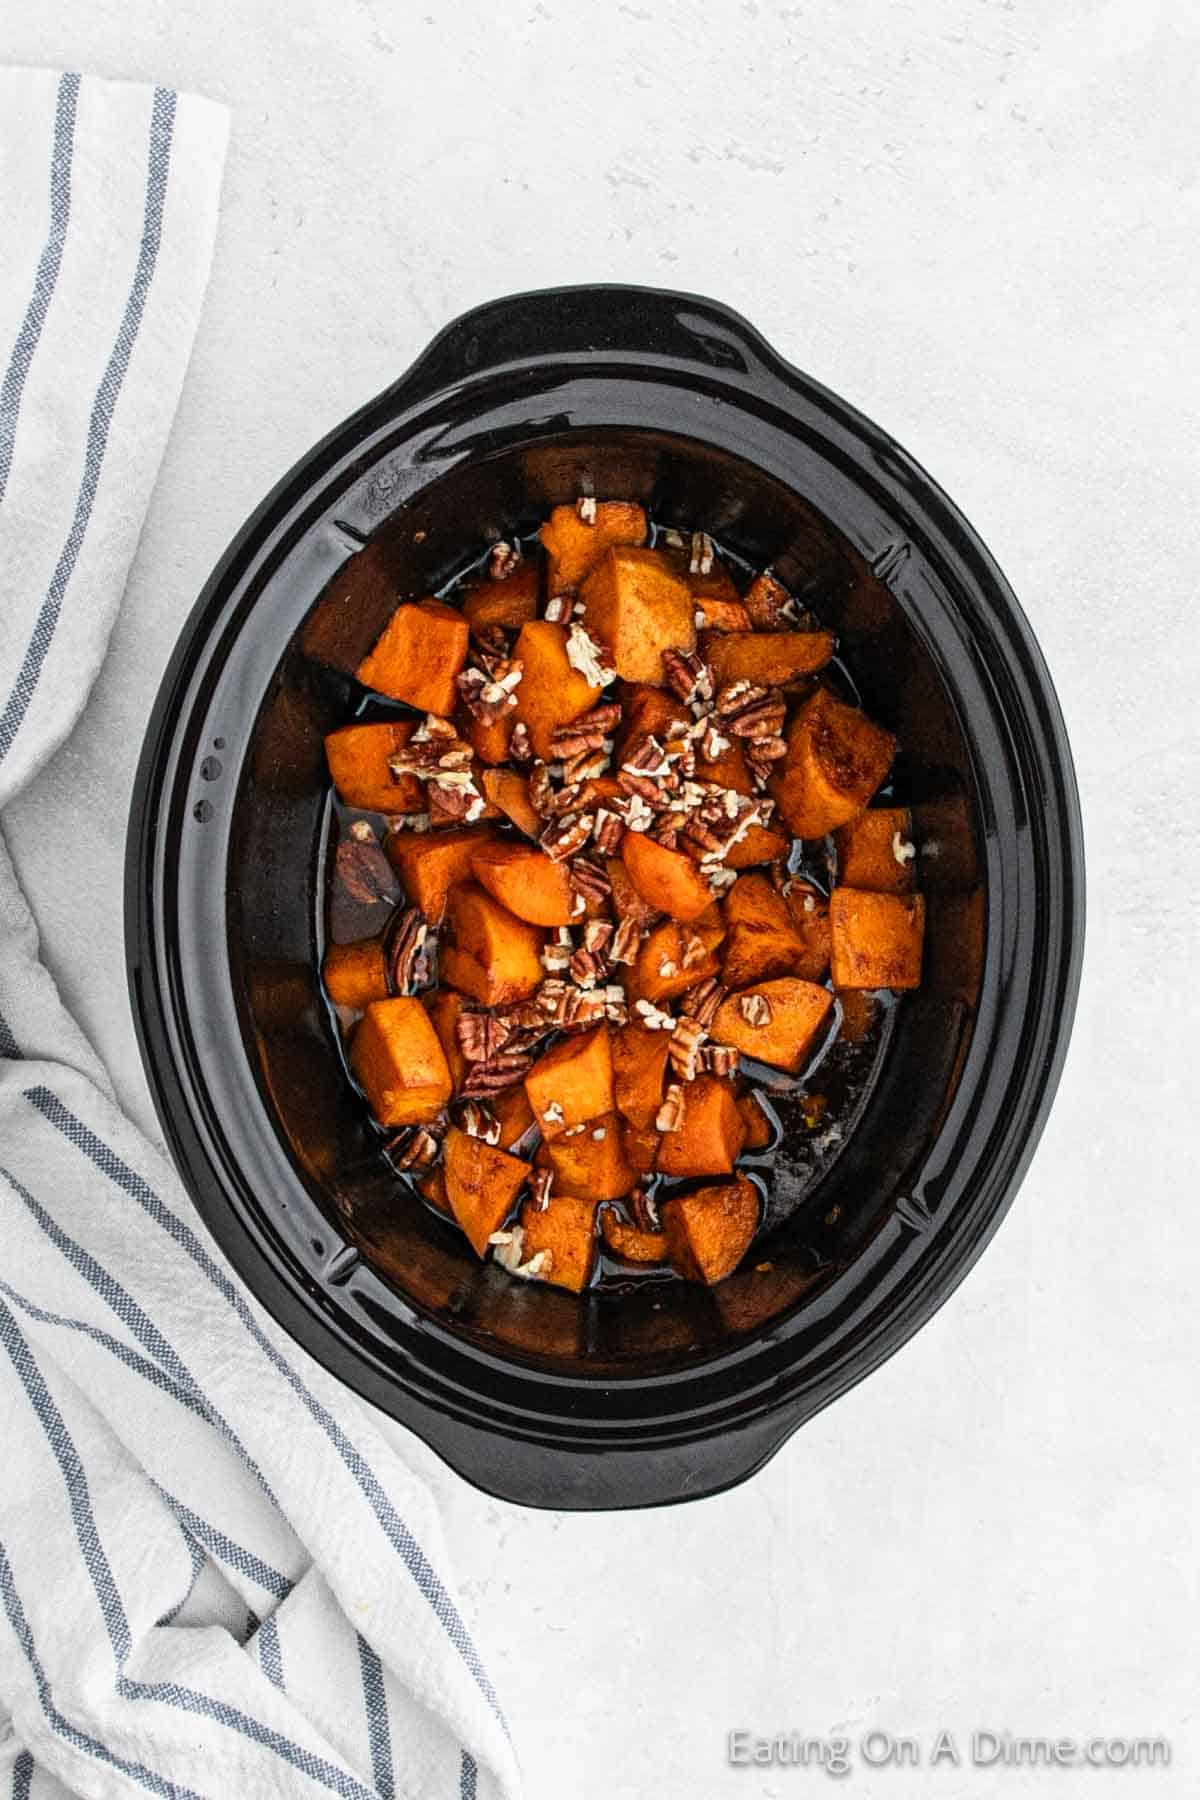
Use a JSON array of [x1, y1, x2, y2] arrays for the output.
[[3, 3, 1197, 1795]]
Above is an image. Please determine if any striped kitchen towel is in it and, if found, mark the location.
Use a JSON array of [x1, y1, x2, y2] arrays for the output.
[[0, 69, 520, 1800]]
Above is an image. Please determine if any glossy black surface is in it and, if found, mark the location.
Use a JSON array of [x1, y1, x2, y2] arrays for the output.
[[126, 286, 1084, 1509]]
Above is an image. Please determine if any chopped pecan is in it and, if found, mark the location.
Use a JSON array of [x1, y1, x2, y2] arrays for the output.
[[509, 720, 533, 763], [384, 907, 429, 994], [569, 948, 606, 989], [541, 939, 572, 973], [679, 975, 725, 1028], [457, 1101, 501, 1145], [383, 1123, 443, 1171], [701, 723, 732, 761], [544, 595, 570, 623], [621, 734, 669, 780], [628, 1184, 661, 1233], [592, 808, 624, 855], [603, 983, 629, 1025], [633, 998, 676, 1032], [457, 658, 523, 724], [702, 1043, 740, 1076], [655, 1083, 686, 1132], [562, 746, 611, 785], [610, 790, 655, 833], [487, 539, 522, 580], [565, 624, 616, 686], [336, 838, 399, 908], [456, 1010, 513, 1063], [668, 1013, 707, 1082], [528, 1166, 554, 1211], [541, 810, 595, 862], [570, 854, 612, 905], [679, 930, 709, 970], [576, 495, 597, 523], [714, 681, 787, 740], [608, 916, 642, 965], [549, 702, 622, 757], [582, 918, 613, 955], [744, 737, 788, 778], [662, 647, 714, 706], [349, 819, 376, 844], [738, 993, 773, 1028], [689, 530, 715, 576], [461, 1050, 535, 1097]]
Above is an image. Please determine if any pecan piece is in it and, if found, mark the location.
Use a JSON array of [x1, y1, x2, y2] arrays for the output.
[[336, 837, 399, 908], [608, 916, 643, 965], [487, 539, 522, 580], [456, 1010, 513, 1063], [540, 810, 595, 863], [569, 948, 606, 989], [738, 993, 773, 1028], [702, 1043, 740, 1076], [528, 1166, 554, 1211], [592, 808, 624, 855], [384, 907, 429, 994], [383, 1124, 443, 1171], [565, 624, 616, 686], [655, 1083, 686, 1132], [662, 647, 714, 706], [549, 702, 622, 757], [562, 747, 611, 785], [570, 853, 612, 906], [509, 720, 533, 762], [627, 1184, 661, 1233], [688, 530, 715, 576], [679, 975, 726, 1029], [668, 1013, 707, 1082], [461, 1050, 535, 1097], [457, 1101, 501, 1145]]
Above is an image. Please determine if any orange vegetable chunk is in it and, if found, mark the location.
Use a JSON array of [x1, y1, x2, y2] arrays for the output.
[[516, 1193, 599, 1293], [620, 1122, 660, 1178], [656, 1075, 747, 1177], [536, 1113, 636, 1201], [480, 768, 541, 838], [385, 823, 499, 924], [628, 915, 724, 1004], [470, 840, 577, 926], [833, 807, 917, 894], [720, 873, 810, 991], [350, 998, 452, 1127], [702, 628, 834, 689], [829, 889, 925, 990], [782, 881, 833, 980], [490, 1085, 536, 1150], [422, 987, 470, 1094], [611, 1023, 671, 1130], [323, 938, 389, 1010], [736, 1090, 774, 1150], [623, 829, 714, 922], [440, 883, 545, 1005], [524, 1024, 614, 1139], [662, 1176, 761, 1284], [538, 501, 647, 592], [711, 977, 834, 1074], [769, 688, 896, 840], [461, 560, 540, 631], [510, 620, 604, 760], [579, 548, 696, 685], [442, 1126, 531, 1256], [601, 1211, 668, 1264], [356, 599, 470, 716], [613, 683, 690, 764], [462, 708, 514, 766], [324, 721, 425, 815], [743, 570, 797, 630]]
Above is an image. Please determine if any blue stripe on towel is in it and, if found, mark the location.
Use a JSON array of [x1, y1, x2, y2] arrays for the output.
[[152, 1486, 292, 1603], [258, 1612, 284, 1690], [10, 1749, 33, 1800], [357, 1633, 394, 1800], [26, 1084, 512, 1741], [460, 1749, 478, 1800], [0, 1301, 387, 1800], [0, 71, 80, 503], [0, 87, 175, 763]]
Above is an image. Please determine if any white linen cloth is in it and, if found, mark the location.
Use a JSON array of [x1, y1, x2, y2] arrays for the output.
[[0, 68, 520, 1800]]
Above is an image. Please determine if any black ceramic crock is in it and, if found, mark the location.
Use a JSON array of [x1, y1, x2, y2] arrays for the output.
[[126, 286, 1083, 1510]]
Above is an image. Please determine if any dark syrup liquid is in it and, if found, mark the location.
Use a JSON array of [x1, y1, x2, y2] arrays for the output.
[[318, 522, 896, 1294]]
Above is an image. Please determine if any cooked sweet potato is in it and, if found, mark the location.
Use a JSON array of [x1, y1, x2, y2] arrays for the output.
[[662, 1176, 761, 1284], [427, 782, 502, 830], [516, 1193, 598, 1293], [510, 619, 604, 760], [836, 988, 876, 1043], [613, 683, 690, 764], [736, 1089, 774, 1150], [539, 501, 647, 592], [657, 1075, 747, 1177], [356, 599, 470, 715], [324, 721, 425, 815], [462, 707, 514, 767], [536, 1113, 636, 1201], [694, 595, 752, 633], [461, 560, 540, 631], [769, 688, 896, 840], [323, 937, 389, 1010], [659, 540, 743, 609], [350, 998, 453, 1126], [601, 1211, 668, 1264], [782, 881, 832, 980], [418, 1165, 451, 1214], [443, 1126, 531, 1256], [524, 1024, 614, 1139], [470, 840, 576, 926], [693, 737, 754, 794], [481, 768, 541, 838], [579, 548, 696, 685], [628, 914, 724, 1004], [834, 806, 916, 894], [702, 628, 833, 689], [491, 1084, 536, 1150], [611, 1022, 671, 1130], [621, 1122, 660, 1178], [385, 823, 499, 923], [440, 882, 545, 1005], [623, 829, 714, 922], [726, 823, 791, 869], [829, 888, 925, 990], [711, 977, 834, 1074], [422, 987, 470, 1093], [742, 570, 795, 630], [606, 855, 658, 928], [720, 874, 810, 991]]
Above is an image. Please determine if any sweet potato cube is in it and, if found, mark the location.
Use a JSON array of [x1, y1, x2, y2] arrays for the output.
[[720, 874, 810, 991], [742, 571, 796, 630], [628, 916, 724, 1004], [461, 560, 540, 631], [601, 1211, 668, 1264], [481, 769, 541, 838], [536, 1113, 636, 1201], [422, 987, 470, 1093], [694, 595, 752, 633], [834, 807, 917, 894], [524, 1024, 614, 1139], [538, 501, 647, 592], [491, 1084, 536, 1150], [443, 1126, 531, 1256], [607, 855, 659, 928], [510, 620, 604, 760], [621, 1122, 660, 1178], [736, 1090, 774, 1150], [611, 1023, 671, 1130], [613, 683, 691, 764], [726, 823, 792, 869], [657, 1076, 747, 1178], [702, 628, 833, 689], [385, 824, 499, 923], [324, 721, 425, 815], [440, 883, 545, 1005], [418, 1165, 451, 1215], [623, 829, 714, 922], [356, 599, 469, 716], [462, 707, 514, 766], [662, 1176, 761, 1284], [323, 938, 390, 1010], [579, 548, 696, 685], [829, 889, 925, 990], [470, 840, 577, 926], [693, 737, 754, 794], [711, 977, 834, 1074], [350, 998, 453, 1127], [516, 1193, 598, 1293], [782, 881, 832, 981], [770, 688, 896, 840]]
